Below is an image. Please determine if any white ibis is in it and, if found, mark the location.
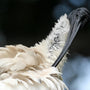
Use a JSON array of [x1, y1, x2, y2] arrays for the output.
[[0, 7, 89, 90]]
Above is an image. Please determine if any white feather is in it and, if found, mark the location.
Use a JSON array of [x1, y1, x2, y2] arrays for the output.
[[0, 14, 70, 90]]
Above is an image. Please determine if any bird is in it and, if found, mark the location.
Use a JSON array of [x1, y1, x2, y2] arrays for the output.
[[0, 7, 89, 90]]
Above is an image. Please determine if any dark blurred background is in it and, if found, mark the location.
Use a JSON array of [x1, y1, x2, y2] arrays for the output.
[[0, 0, 90, 56]]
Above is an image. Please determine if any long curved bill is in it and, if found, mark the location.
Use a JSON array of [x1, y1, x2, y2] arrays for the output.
[[52, 8, 90, 67]]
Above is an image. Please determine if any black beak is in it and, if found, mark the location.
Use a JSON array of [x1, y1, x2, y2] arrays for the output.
[[52, 7, 90, 67]]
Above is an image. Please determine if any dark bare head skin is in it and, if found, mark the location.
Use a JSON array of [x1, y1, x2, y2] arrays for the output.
[[52, 7, 90, 67]]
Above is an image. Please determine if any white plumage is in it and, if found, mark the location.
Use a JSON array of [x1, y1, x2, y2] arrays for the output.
[[0, 14, 69, 90], [0, 7, 89, 90]]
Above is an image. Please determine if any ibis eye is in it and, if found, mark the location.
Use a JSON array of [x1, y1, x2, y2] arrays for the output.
[[76, 14, 78, 18]]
